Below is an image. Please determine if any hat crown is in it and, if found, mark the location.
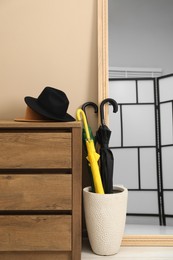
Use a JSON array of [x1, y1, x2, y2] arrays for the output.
[[24, 86, 75, 121], [38, 87, 69, 117]]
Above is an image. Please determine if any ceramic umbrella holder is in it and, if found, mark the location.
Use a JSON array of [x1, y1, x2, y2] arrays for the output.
[[83, 185, 128, 256]]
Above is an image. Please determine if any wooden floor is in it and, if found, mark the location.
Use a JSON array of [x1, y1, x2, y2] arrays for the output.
[[82, 239, 173, 260]]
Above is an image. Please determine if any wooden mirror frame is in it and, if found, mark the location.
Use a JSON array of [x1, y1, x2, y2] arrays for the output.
[[97, 0, 173, 246]]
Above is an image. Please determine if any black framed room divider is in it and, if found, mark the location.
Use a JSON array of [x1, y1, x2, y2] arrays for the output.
[[109, 74, 173, 226]]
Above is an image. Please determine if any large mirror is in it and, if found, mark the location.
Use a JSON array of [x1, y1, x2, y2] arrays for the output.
[[98, 0, 173, 246]]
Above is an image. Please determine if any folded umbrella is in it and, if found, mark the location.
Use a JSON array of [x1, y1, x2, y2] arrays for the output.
[[76, 108, 104, 194], [96, 98, 118, 194], [81, 102, 98, 192]]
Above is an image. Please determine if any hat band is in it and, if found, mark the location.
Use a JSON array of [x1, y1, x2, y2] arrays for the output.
[[25, 106, 48, 120]]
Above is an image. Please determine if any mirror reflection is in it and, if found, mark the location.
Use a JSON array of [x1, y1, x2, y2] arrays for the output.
[[108, 0, 173, 235]]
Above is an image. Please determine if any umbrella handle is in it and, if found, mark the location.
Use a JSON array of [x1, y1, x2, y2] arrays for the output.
[[81, 102, 98, 123], [100, 98, 118, 125], [76, 108, 91, 140]]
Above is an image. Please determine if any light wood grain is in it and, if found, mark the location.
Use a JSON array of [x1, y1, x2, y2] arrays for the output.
[[72, 127, 82, 260], [97, 0, 108, 107], [0, 121, 82, 259], [0, 215, 71, 251], [0, 174, 71, 210], [122, 235, 173, 247], [0, 132, 71, 169], [0, 121, 81, 129], [0, 252, 71, 260]]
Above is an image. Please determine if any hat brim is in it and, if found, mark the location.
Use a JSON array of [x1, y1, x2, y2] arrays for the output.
[[25, 96, 75, 122], [14, 118, 52, 122]]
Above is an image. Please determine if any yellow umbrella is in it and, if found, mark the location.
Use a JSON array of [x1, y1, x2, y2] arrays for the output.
[[76, 109, 104, 194]]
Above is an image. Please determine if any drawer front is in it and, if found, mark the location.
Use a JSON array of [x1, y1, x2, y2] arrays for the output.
[[0, 174, 72, 210], [0, 132, 71, 169], [0, 215, 71, 251], [0, 252, 71, 260]]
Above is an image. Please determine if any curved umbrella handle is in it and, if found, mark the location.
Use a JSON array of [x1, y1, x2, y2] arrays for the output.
[[100, 98, 118, 125], [76, 108, 91, 140], [81, 102, 98, 120]]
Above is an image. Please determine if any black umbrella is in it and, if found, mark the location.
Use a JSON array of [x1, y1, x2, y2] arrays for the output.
[[96, 98, 118, 194]]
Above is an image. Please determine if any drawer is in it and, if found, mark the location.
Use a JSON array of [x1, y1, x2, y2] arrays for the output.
[[0, 252, 71, 260], [0, 132, 71, 169], [0, 215, 71, 251], [0, 174, 72, 210]]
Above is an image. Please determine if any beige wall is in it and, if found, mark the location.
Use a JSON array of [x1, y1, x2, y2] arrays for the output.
[[0, 0, 98, 127]]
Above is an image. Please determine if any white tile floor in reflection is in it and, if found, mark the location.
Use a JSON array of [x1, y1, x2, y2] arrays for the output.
[[125, 224, 173, 235]]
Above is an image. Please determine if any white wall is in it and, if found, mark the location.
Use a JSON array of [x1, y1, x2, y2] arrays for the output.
[[108, 0, 173, 74]]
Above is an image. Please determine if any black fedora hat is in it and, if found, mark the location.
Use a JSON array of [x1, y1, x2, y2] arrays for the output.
[[24, 87, 75, 122]]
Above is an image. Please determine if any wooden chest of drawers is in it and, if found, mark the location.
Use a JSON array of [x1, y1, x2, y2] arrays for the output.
[[0, 121, 82, 260]]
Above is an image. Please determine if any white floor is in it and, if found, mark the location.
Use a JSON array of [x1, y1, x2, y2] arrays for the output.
[[82, 224, 173, 259], [82, 239, 173, 260]]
